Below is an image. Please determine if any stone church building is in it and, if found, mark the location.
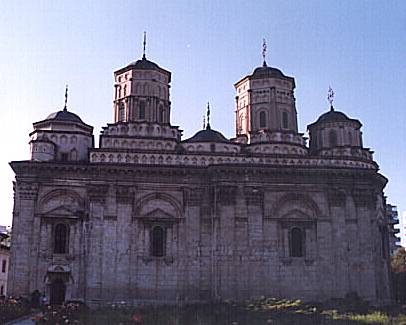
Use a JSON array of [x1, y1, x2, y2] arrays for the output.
[[9, 48, 391, 306]]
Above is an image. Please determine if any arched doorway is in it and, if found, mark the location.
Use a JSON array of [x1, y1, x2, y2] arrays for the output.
[[50, 278, 66, 305]]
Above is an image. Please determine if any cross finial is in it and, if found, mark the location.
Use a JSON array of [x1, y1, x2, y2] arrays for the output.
[[262, 38, 267, 67], [142, 31, 147, 59], [327, 86, 335, 111], [63, 85, 68, 111], [206, 102, 211, 129]]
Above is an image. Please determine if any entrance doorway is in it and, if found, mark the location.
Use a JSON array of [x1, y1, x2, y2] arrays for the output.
[[50, 278, 66, 305]]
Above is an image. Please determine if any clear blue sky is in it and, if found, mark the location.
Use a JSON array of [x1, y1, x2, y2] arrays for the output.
[[0, 1, 405, 241]]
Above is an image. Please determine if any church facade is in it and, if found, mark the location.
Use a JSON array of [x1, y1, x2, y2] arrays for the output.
[[9, 50, 391, 306]]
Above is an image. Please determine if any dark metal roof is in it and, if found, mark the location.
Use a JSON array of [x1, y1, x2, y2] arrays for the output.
[[115, 57, 172, 82], [127, 58, 160, 70], [234, 63, 295, 88], [184, 126, 230, 143], [251, 65, 285, 79], [46, 110, 83, 123], [307, 107, 362, 129], [316, 110, 350, 123]]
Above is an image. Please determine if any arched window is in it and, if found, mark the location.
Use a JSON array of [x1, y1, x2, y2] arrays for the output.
[[282, 112, 289, 129], [151, 226, 165, 257], [139, 102, 145, 120], [159, 105, 164, 123], [348, 131, 352, 145], [54, 224, 68, 254], [123, 85, 127, 97], [259, 111, 266, 128], [290, 227, 303, 257], [119, 102, 125, 121], [329, 130, 338, 147]]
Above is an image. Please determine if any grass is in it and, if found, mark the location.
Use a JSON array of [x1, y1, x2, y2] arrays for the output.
[[34, 298, 406, 325]]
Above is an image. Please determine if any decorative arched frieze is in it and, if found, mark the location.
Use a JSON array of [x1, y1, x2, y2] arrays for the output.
[[271, 193, 320, 220], [38, 189, 84, 215], [134, 193, 183, 221]]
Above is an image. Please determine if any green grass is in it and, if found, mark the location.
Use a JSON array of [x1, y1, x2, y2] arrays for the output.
[[35, 298, 406, 325]]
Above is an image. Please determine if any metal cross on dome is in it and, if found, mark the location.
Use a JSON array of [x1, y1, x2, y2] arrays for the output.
[[262, 38, 267, 66], [63, 85, 68, 111], [327, 86, 335, 111]]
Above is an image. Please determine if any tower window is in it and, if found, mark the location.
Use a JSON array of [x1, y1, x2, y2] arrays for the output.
[[290, 227, 303, 257], [54, 224, 68, 254], [159, 105, 164, 123], [151, 226, 165, 257], [329, 130, 338, 147], [139, 102, 145, 119], [282, 112, 289, 129], [119, 102, 125, 121], [123, 85, 127, 97], [1, 260, 6, 273], [259, 111, 266, 128]]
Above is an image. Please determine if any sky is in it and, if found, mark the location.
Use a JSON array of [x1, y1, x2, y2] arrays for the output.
[[0, 1, 405, 242]]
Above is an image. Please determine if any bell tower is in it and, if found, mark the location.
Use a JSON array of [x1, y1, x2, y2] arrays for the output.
[[113, 33, 172, 124], [234, 40, 298, 142]]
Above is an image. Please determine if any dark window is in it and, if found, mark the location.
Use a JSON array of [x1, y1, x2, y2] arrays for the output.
[[159, 105, 164, 123], [348, 131, 352, 145], [329, 130, 338, 147], [259, 111, 266, 128], [282, 112, 289, 129], [54, 224, 68, 254], [151, 226, 165, 257], [290, 227, 303, 257], [119, 102, 125, 121], [139, 102, 145, 119], [60, 153, 68, 161], [1, 260, 6, 273], [123, 85, 127, 97], [0, 285, 3, 295]]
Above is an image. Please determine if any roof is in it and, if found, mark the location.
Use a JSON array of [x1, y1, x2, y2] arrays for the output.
[[234, 62, 295, 87], [115, 57, 171, 82], [46, 109, 83, 123], [128, 58, 160, 70], [184, 126, 230, 143], [316, 109, 350, 123], [251, 65, 286, 79], [307, 107, 361, 129]]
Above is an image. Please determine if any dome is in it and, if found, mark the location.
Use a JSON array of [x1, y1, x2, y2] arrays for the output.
[[316, 110, 349, 123], [127, 57, 160, 70], [251, 65, 286, 79], [184, 126, 230, 143], [307, 107, 362, 130], [46, 109, 83, 123]]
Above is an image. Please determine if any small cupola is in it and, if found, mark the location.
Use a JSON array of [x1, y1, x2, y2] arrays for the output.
[[30, 86, 94, 162], [307, 88, 363, 154]]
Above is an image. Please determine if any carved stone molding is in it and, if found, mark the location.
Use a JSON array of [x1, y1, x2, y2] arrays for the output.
[[18, 182, 38, 200]]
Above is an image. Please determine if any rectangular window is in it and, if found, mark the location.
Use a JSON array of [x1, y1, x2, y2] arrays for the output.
[[2, 260, 6, 273]]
